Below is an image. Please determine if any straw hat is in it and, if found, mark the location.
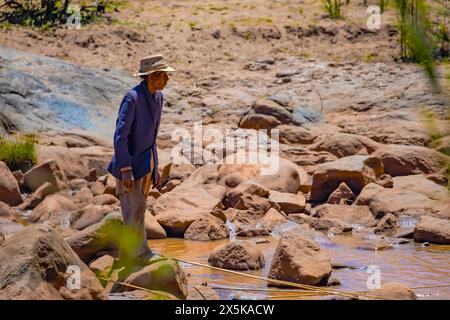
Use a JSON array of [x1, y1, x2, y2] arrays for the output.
[[132, 55, 176, 76]]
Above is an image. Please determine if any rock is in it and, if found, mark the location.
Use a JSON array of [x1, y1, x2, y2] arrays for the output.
[[238, 113, 281, 130], [23, 159, 65, 193], [225, 208, 265, 232], [74, 186, 94, 206], [160, 162, 196, 186], [72, 204, 115, 230], [414, 216, 450, 244], [235, 227, 270, 237], [310, 155, 384, 202], [233, 194, 275, 216], [314, 204, 377, 227], [369, 282, 416, 300], [268, 190, 306, 213], [375, 173, 394, 188], [103, 174, 117, 196], [250, 158, 307, 194], [373, 144, 449, 176], [70, 178, 88, 190], [30, 193, 78, 223], [26, 181, 55, 209], [0, 201, 13, 218], [376, 213, 399, 231], [252, 98, 293, 124], [268, 231, 332, 286], [311, 133, 380, 158], [310, 218, 353, 233], [92, 194, 119, 206], [187, 286, 220, 300], [208, 240, 265, 270], [291, 105, 326, 125], [224, 181, 269, 209], [161, 179, 181, 193], [278, 124, 317, 144], [260, 208, 287, 232], [0, 224, 108, 299], [116, 258, 188, 300], [184, 215, 229, 241], [357, 239, 392, 251], [356, 175, 450, 219], [327, 277, 341, 286], [89, 254, 114, 286], [327, 182, 355, 204], [153, 182, 225, 237], [12, 170, 24, 188], [144, 210, 167, 239], [89, 181, 106, 196], [0, 161, 23, 206], [66, 212, 122, 262]]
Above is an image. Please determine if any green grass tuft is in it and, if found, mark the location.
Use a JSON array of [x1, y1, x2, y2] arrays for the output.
[[0, 134, 37, 172]]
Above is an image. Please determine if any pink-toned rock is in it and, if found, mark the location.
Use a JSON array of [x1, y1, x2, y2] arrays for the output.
[[414, 216, 450, 244], [0, 201, 14, 218], [0, 161, 23, 206], [30, 193, 77, 223], [313, 204, 376, 227], [72, 204, 115, 230], [74, 187, 94, 206], [0, 224, 108, 300], [369, 282, 416, 300], [310, 155, 384, 202], [26, 181, 55, 209], [278, 124, 317, 144], [268, 190, 306, 213], [224, 181, 269, 209], [373, 144, 449, 177], [184, 215, 229, 240], [208, 240, 265, 270], [23, 159, 65, 194], [311, 133, 380, 158], [88, 254, 115, 285], [327, 182, 355, 204], [268, 231, 332, 286], [261, 208, 287, 231], [144, 210, 167, 239], [92, 194, 119, 206], [115, 258, 188, 300], [153, 182, 226, 237]]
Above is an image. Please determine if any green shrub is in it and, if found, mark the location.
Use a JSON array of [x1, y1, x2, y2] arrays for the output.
[[322, 0, 343, 19], [0, 134, 37, 172]]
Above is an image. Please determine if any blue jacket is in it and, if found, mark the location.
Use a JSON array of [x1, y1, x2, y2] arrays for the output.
[[107, 80, 163, 182]]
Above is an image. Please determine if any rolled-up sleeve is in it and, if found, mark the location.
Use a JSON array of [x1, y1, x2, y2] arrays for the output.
[[114, 93, 136, 170]]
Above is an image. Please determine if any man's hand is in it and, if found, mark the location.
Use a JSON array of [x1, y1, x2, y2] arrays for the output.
[[122, 170, 135, 191]]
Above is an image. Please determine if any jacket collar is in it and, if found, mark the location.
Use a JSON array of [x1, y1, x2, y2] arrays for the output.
[[140, 80, 158, 107]]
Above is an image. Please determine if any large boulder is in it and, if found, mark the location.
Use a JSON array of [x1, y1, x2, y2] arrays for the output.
[[0, 224, 108, 299], [268, 231, 332, 286], [66, 212, 122, 262], [369, 282, 416, 300], [278, 124, 317, 144], [356, 175, 450, 219], [115, 258, 188, 300], [30, 193, 78, 223], [224, 181, 269, 209], [0, 161, 22, 206], [208, 240, 265, 270], [414, 216, 450, 244], [373, 144, 449, 176], [313, 204, 377, 227], [72, 204, 115, 230], [184, 215, 229, 241], [260, 208, 288, 232], [268, 190, 306, 213], [88, 254, 115, 286], [153, 182, 226, 237], [238, 98, 292, 130], [311, 133, 380, 158], [23, 159, 65, 194], [144, 210, 167, 239], [310, 155, 384, 202]]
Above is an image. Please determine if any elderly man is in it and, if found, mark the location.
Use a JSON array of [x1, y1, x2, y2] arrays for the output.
[[108, 55, 175, 265]]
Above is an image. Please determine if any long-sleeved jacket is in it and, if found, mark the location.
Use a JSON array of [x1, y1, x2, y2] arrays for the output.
[[107, 80, 162, 183]]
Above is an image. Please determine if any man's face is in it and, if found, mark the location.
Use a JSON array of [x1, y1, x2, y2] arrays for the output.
[[152, 71, 169, 90]]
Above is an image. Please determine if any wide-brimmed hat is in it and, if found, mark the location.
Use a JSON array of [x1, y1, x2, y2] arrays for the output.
[[132, 55, 176, 77]]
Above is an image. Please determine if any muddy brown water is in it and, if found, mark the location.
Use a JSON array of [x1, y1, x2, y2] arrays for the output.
[[149, 226, 450, 300]]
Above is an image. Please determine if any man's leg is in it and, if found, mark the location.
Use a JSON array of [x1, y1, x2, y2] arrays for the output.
[[118, 179, 150, 261]]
